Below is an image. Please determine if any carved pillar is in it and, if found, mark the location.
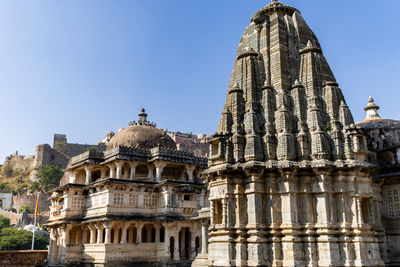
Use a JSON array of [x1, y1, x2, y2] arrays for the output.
[[201, 220, 208, 254], [136, 224, 143, 243], [89, 225, 96, 244], [130, 162, 138, 180], [48, 228, 56, 263], [185, 165, 196, 182], [104, 223, 112, 244], [121, 223, 129, 244], [246, 171, 268, 266], [314, 172, 340, 266], [115, 161, 123, 179], [147, 165, 155, 181], [60, 224, 71, 262], [100, 168, 106, 180], [110, 165, 115, 178], [84, 166, 92, 185], [154, 162, 167, 182], [154, 224, 161, 243], [96, 224, 103, 244], [69, 172, 76, 184]]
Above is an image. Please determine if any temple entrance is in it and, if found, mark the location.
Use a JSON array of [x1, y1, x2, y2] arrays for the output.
[[179, 227, 191, 260], [170, 236, 175, 260]]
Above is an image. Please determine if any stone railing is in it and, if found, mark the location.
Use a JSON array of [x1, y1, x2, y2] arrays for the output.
[[49, 190, 198, 220], [71, 150, 104, 166]]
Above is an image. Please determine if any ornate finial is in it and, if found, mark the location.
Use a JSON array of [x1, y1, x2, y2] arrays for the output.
[[129, 108, 157, 127], [363, 96, 381, 121]]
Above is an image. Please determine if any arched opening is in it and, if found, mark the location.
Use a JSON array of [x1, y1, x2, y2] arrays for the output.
[[179, 227, 191, 260], [160, 226, 165, 243], [91, 170, 101, 183], [118, 228, 122, 243], [170, 236, 175, 260], [102, 229, 105, 243], [142, 227, 147, 243], [135, 165, 148, 180], [142, 224, 156, 243], [195, 236, 200, 255], [128, 226, 137, 243], [111, 228, 115, 243]]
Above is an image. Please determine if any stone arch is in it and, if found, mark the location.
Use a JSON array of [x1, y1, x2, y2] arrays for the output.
[[91, 170, 101, 183], [179, 227, 191, 260], [128, 225, 137, 243], [142, 224, 156, 243], [160, 225, 165, 243], [170, 236, 175, 260]]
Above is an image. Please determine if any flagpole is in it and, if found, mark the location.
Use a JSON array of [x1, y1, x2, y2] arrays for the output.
[[31, 195, 39, 250]]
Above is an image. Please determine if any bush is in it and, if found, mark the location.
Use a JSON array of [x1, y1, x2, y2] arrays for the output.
[[1, 164, 13, 177], [0, 182, 12, 192], [0, 216, 10, 229], [18, 205, 33, 214], [0, 227, 48, 250]]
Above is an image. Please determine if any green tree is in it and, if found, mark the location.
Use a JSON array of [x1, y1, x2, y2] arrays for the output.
[[0, 216, 10, 229], [1, 164, 13, 178], [18, 205, 33, 214], [29, 165, 63, 193], [0, 227, 48, 250]]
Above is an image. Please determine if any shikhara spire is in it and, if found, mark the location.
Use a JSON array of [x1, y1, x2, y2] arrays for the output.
[[210, 0, 367, 166]]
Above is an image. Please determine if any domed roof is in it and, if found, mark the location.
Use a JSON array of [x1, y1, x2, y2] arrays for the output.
[[107, 109, 176, 150], [357, 97, 400, 130]]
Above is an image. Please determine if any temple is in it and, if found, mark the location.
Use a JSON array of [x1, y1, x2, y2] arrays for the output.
[[194, 1, 399, 266], [46, 110, 208, 266], [46, 1, 400, 266]]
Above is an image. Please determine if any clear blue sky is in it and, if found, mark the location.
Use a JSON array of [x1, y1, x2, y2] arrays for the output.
[[0, 0, 399, 161]]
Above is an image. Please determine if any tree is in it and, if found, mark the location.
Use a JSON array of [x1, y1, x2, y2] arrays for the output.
[[0, 216, 10, 229], [0, 227, 48, 250], [29, 165, 63, 193], [1, 164, 13, 178]]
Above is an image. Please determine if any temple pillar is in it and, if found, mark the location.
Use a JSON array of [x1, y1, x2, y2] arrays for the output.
[[279, 173, 304, 267], [136, 224, 143, 243], [313, 172, 340, 266], [115, 161, 123, 179], [130, 162, 138, 180], [110, 165, 115, 178], [89, 225, 96, 244], [147, 165, 155, 181], [60, 224, 71, 262], [84, 166, 92, 185], [100, 168, 106, 179], [185, 165, 196, 182], [154, 224, 161, 242], [201, 221, 208, 254], [104, 223, 112, 244], [121, 223, 129, 244], [69, 171, 76, 184], [96, 224, 103, 244], [154, 162, 167, 182]]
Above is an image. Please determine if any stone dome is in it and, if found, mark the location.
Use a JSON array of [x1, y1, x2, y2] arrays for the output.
[[107, 109, 176, 150]]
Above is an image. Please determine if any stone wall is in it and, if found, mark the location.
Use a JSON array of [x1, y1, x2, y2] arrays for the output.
[[3, 153, 35, 172], [0, 209, 22, 225], [12, 194, 51, 213], [0, 250, 47, 267]]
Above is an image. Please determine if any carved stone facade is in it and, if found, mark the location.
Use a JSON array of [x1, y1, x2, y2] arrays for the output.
[[194, 1, 393, 266], [47, 110, 208, 266]]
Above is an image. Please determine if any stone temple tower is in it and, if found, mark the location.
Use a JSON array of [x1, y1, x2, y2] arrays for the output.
[[203, 1, 385, 266]]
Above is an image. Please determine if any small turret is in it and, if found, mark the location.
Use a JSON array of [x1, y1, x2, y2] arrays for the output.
[[363, 96, 381, 121]]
